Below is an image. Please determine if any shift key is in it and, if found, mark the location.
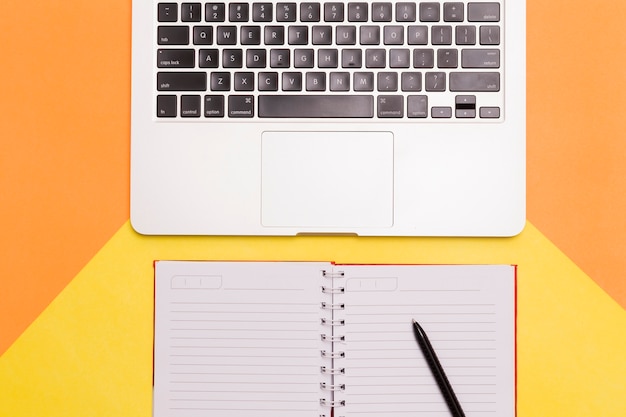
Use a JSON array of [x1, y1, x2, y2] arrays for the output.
[[157, 72, 207, 91], [449, 72, 499, 92]]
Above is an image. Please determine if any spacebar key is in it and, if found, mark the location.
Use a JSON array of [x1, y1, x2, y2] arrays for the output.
[[259, 95, 374, 118]]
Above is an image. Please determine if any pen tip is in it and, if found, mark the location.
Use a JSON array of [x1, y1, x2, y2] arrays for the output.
[[412, 318, 417, 324]]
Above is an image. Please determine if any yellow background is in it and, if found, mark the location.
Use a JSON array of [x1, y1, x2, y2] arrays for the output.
[[1, 1, 625, 415]]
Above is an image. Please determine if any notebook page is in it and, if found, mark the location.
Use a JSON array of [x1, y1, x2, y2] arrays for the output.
[[154, 261, 330, 417], [333, 265, 515, 417]]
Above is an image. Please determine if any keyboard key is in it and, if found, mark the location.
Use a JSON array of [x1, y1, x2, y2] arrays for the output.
[[241, 26, 261, 45], [229, 3, 249, 21], [276, 3, 297, 22], [193, 26, 213, 45], [366, 49, 386, 68], [396, 3, 417, 22], [408, 25, 428, 45], [329, 72, 350, 91], [425, 72, 446, 91], [336, 26, 357, 45], [199, 49, 219, 67], [216, 26, 237, 44], [360, 26, 380, 45], [222, 49, 243, 68], [456, 25, 476, 45], [432, 106, 452, 118], [158, 72, 207, 91], [455, 95, 476, 118], [288, 26, 309, 45], [210, 72, 231, 91], [372, 3, 393, 22], [377, 73, 398, 91], [312, 25, 333, 44], [270, 49, 290, 67], [228, 95, 254, 117], [158, 26, 189, 45], [461, 49, 500, 68], [294, 49, 314, 68], [181, 3, 202, 22], [432, 26, 453, 45], [401, 72, 422, 91], [413, 49, 435, 68], [378, 95, 403, 117], [480, 26, 500, 45], [204, 95, 225, 117], [419, 2, 440, 22], [407, 95, 428, 118], [306, 72, 326, 91], [389, 49, 410, 68], [354, 72, 374, 91], [437, 49, 458, 68], [468, 2, 500, 22], [449, 72, 500, 91], [324, 3, 344, 22], [265, 26, 285, 45], [301, 3, 321, 22], [318, 49, 339, 68], [181, 95, 202, 117], [383, 26, 404, 45], [443, 2, 464, 22], [282, 72, 303, 91], [252, 3, 273, 22], [157, 95, 177, 117], [258, 95, 374, 117], [480, 106, 500, 118], [157, 49, 195, 68], [258, 72, 279, 90], [205, 3, 226, 22], [234, 72, 255, 90], [158, 3, 178, 22], [246, 49, 267, 67], [342, 49, 362, 68], [348, 3, 368, 22]]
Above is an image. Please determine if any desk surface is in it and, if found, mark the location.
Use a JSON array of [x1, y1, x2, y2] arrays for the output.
[[1, 1, 625, 415]]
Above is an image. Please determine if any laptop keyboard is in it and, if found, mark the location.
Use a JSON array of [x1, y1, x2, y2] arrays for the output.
[[155, 1, 503, 120]]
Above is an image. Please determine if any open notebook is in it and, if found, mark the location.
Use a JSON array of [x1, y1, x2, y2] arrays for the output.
[[154, 261, 516, 417]]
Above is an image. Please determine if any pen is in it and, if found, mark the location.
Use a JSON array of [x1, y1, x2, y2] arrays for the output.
[[412, 319, 466, 417]]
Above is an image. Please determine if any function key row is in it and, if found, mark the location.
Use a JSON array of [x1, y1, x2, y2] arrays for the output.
[[158, 2, 500, 24]]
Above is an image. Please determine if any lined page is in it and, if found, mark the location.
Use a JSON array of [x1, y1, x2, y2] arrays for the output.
[[154, 261, 330, 417], [334, 265, 515, 417]]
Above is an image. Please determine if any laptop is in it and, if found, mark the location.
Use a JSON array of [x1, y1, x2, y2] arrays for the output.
[[131, 1, 525, 236]]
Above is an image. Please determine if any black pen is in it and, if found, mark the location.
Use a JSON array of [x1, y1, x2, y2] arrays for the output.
[[412, 319, 466, 417]]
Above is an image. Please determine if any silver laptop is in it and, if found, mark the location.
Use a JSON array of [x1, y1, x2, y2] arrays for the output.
[[131, 1, 525, 236]]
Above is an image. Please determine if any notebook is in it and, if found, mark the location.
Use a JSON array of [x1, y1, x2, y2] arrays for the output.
[[153, 261, 516, 416], [131, 1, 526, 236]]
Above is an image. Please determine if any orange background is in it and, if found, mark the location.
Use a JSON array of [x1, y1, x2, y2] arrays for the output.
[[0, 0, 624, 359]]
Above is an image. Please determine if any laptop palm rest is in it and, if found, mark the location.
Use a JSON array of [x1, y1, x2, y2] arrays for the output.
[[261, 131, 394, 230]]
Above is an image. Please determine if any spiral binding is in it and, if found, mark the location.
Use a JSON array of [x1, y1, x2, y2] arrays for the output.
[[321, 350, 345, 359], [320, 334, 345, 342], [319, 268, 347, 410], [320, 382, 346, 391], [320, 399, 346, 407], [321, 301, 345, 310], [320, 318, 345, 326], [322, 270, 345, 278], [321, 286, 345, 294]]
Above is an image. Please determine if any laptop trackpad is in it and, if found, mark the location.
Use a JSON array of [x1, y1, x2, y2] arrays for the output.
[[261, 131, 394, 230]]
